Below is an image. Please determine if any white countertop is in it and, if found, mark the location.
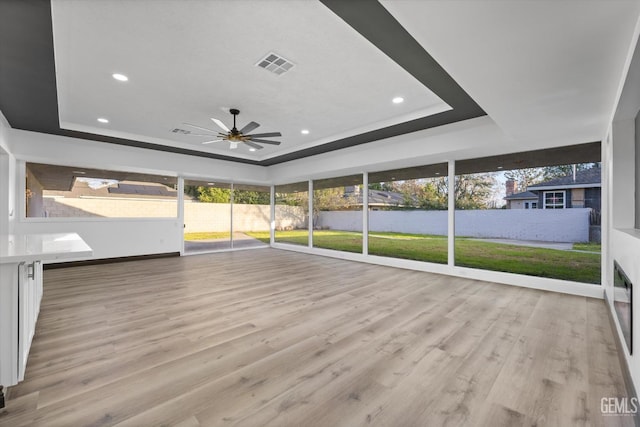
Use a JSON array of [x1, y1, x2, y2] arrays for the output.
[[0, 233, 93, 264]]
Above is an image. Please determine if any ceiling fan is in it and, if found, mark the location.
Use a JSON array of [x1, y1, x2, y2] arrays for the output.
[[184, 109, 282, 151]]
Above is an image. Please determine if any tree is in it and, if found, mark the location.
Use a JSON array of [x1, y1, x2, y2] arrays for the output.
[[454, 173, 496, 209], [313, 187, 354, 211], [369, 182, 399, 192], [542, 162, 600, 181], [184, 185, 200, 199], [187, 186, 270, 204], [233, 190, 270, 205], [504, 168, 545, 191], [276, 191, 308, 208], [197, 186, 231, 203], [397, 178, 448, 210], [311, 187, 358, 226]]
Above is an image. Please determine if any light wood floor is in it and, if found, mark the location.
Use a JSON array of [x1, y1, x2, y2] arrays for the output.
[[0, 249, 634, 426]]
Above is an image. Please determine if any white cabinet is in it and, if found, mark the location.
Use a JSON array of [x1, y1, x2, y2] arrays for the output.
[[0, 233, 92, 407], [0, 260, 43, 390], [18, 260, 43, 381]]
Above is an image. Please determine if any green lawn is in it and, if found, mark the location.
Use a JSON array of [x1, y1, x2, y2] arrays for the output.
[[247, 230, 600, 284], [184, 232, 230, 240], [572, 242, 601, 252]]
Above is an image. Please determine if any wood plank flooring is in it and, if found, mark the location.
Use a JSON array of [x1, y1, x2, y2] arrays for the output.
[[0, 249, 634, 426]]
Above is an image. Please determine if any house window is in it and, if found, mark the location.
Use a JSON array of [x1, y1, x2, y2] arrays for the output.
[[543, 191, 565, 209], [531, 202, 538, 209]]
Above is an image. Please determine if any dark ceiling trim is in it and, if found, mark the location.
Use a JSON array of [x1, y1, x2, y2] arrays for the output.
[[318, 0, 485, 114], [0, 0, 485, 167], [0, 0, 261, 166]]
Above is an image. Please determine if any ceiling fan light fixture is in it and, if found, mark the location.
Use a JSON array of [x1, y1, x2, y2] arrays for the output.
[[230, 141, 239, 150]]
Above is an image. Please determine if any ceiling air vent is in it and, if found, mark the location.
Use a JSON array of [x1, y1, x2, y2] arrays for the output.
[[256, 52, 294, 75], [171, 128, 191, 135]]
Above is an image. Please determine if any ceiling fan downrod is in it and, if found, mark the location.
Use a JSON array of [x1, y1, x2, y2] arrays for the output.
[[230, 109, 240, 134]]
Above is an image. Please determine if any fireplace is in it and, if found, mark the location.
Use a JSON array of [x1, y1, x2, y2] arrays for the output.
[[614, 261, 633, 354]]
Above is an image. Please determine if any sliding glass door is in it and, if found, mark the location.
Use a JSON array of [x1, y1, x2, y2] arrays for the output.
[[183, 179, 232, 253]]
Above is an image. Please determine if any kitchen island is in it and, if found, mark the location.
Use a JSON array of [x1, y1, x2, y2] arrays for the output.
[[0, 233, 92, 407]]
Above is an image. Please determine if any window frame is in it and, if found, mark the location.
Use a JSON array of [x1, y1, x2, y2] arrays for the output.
[[23, 161, 179, 220], [543, 191, 565, 209]]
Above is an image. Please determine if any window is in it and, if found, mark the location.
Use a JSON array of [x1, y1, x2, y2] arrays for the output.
[[543, 191, 565, 209], [368, 164, 448, 264], [232, 183, 271, 249], [274, 182, 309, 246], [25, 162, 177, 218], [313, 175, 363, 253], [455, 152, 601, 284], [183, 180, 232, 251]]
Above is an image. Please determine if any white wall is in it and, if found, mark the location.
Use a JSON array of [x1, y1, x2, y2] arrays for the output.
[[16, 218, 181, 262], [317, 211, 364, 232], [605, 13, 640, 398], [8, 128, 268, 184], [268, 115, 602, 186], [269, 117, 505, 184], [184, 203, 304, 233], [318, 208, 590, 242], [0, 112, 15, 236]]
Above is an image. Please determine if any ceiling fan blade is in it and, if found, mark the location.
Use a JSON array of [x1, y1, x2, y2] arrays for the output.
[[245, 132, 282, 138], [211, 118, 230, 133], [239, 121, 260, 134], [244, 141, 264, 150], [249, 138, 281, 145], [187, 132, 219, 137], [201, 139, 224, 145], [183, 122, 220, 133]]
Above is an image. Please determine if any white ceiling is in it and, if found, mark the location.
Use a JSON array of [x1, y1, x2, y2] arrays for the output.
[[51, 0, 449, 161], [50, 0, 640, 163], [380, 0, 640, 146]]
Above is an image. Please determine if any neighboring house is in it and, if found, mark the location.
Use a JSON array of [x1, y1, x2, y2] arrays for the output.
[[44, 180, 178, 200], [505, 167, 601, 211], [504, 191, 539, 209], [344, 186, 408, 210]]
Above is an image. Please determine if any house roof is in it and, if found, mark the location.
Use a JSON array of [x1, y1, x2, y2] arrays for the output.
[[367, 190, 405, 206], [504, 191, 538, 201], [45, 180, 178, 200], [527, 167, 601, 190]]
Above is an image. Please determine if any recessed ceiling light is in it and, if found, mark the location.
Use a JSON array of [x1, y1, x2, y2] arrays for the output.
[[497, 166, 504, 169], [249, 148, 257, 152], [207, 182, 215, 185], [97, 118, 109, 123], [435, 172, 441, 175], [72, 170, 86, 175], [112, 73, 128, 82], [392, 97, 404, 104], [301, 129, 310, 135]]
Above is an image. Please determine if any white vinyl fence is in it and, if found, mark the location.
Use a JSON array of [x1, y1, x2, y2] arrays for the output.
[[317, 208, 591, 243]]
